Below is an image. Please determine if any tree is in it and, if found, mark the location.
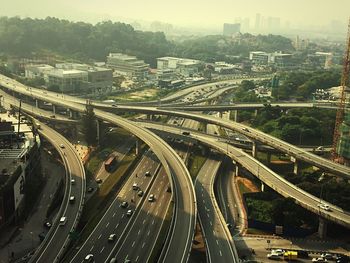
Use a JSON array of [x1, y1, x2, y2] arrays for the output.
[[81, 101, 97, 146]]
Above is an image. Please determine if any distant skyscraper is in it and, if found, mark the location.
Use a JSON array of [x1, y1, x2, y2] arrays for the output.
[[255, 13, 261, 30], [223, 23, 241, 36]]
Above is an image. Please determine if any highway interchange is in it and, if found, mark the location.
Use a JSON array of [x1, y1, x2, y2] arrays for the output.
[[1, 73, 350, 262]]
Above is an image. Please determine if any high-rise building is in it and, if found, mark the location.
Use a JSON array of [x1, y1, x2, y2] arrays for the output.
[[255, 13, 261, 30], [223, 23, 241, 36]]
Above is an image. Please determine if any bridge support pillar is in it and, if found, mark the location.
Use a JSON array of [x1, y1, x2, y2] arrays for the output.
[[147, 114, 154, 121], [235, 165, 240, 176], [232, 110, 238, 122], [293, 160, 300, 175], [203, 123, 208, 133], [35, 99, 39, 108], [254, 109, 258, 117], [96, 120, 100, 144], [266, 153, 271, 164], [135, 139, 141, 155], [69, 109, 73, 119], [53, 105, 56, 115], [318, 217, 328, 239], [218, 111, 223, 118], [252, 141, 258, 158]]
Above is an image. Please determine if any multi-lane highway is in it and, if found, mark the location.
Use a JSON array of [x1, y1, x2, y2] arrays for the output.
[[196, 159, 237, 263], [71, 150, 162, 263], [138, 121, 350, 229], [29, 121, 86, 263], [0, 75, 197, 263]]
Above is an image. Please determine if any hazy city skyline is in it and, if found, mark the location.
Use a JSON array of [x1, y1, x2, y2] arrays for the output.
[[1, 0, 349, 27]]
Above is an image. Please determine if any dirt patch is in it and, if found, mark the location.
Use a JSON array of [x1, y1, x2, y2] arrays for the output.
[[237, 177, 259, 192]]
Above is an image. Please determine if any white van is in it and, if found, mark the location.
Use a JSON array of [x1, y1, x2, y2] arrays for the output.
[[59, 216, 67, 226]]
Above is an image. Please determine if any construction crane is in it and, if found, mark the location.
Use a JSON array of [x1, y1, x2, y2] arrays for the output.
[[332, 18, 350, 163]]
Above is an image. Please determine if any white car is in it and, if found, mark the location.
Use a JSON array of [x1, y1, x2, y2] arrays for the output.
[[84, 254, 94, 262], [318, 203, 331, 211], [59, 144, 65, 149], [267, 253, 280, 260], [271, 249, 285, 256], [148, 194, 155, 202], [312, 257, 327, 262]]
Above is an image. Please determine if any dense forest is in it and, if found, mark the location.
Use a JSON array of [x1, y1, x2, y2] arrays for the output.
[[0, 16, 295, 67]]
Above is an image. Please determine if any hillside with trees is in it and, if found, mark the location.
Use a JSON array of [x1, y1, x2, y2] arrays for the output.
[[0, 16, 295, 67]]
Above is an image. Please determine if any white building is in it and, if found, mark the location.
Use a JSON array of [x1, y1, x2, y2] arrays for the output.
[[24, 64, 54, 80], [106, 53, 149, 78], [157, 57, 202, 77], [46, 69, 88, 93]]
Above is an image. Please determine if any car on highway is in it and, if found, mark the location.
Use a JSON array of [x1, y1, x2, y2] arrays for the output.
[[126, 209, 133, 217], [145, 171, 151, 176], [267, 253, 280, 260], [148, 194, 155, 202], [121, 201, 128, 208], [336, 255, 349, 263], [84, 254, 94, 262], [59, 216, 67, 226], [132, 183, 138, 190], [71, 179, 76, 185], [59, 143, 65, 148], [138, 190, 144, 197], [96, 178, 103, 184], [44, 221, 52, 228], [271, 249, 285, 256], [87, 187, 94, 193], [69, 196, 75, 203], [108, 234, 116, 242], [312, 257, 328, 262], [318, 203, 331, 211], [242, 127, 250, 132], [321, 254, 334, 260]]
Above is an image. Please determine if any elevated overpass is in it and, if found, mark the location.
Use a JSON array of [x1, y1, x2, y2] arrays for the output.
[[0, 77, 197, 263], [29, 121, 86, 263], [138, 121, 350, 230]]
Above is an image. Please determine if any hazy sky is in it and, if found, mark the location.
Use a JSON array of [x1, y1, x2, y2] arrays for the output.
[[0, 0, 349, 29]]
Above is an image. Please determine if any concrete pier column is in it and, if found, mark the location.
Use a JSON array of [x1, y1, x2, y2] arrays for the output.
[[53, 105, 56, 115], [135, 139, 141, 155], [218, 111, 223, 118], [96, 120, 100, 144], [35, 99, 39, 108], [266, 153, 272, 164], [252, 141, 258, 158], [254, 109, 258, 117], [69, 109, 74, 119], [233, 110, 238, 122], [318, 217, 328, 239], [202, 122, 208, 133], [293, 160, 300, 175], [235, 165, 240, 176]]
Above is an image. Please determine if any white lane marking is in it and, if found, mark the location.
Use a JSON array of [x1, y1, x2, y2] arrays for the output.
[[98, 234, 102, 239], [216, 240, 219, 245], [147, 230, 150, 236], [142, 242, 145, 248], [132, 241, 135, 247], [106, 222, 110, 228], [219, 250, 222, 256], [138, 229, 141, 235], [143, 219, 146, 224], [89, 245, 94, 252], [113, 212, 116, 217], [152, 219, 155, 225], [100, 247, 105, 253], [136, 256, 139, 262], [115, 223, 119, 229]]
